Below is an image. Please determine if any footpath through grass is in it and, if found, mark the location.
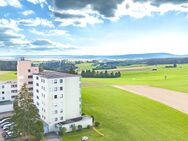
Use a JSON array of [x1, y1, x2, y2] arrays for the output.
[[63, 86, 188, 141], [0, 71, 16, 81]]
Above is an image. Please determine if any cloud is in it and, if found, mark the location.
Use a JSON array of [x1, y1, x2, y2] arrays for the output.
[[30, 29, 70, 37], [53, 0, 124, 17], [22, 10, 34, 16], [29, 39, 77, 51], [26, 0, 47, 8], [18, 17, 54, 27], [0, 0, 22, 8], [133, 0, 188, 6], [52, 0, 188, 27], [0, 19, 27, 48]]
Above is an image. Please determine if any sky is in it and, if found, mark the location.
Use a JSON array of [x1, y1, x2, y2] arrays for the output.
[[0, 0, 188, 55]]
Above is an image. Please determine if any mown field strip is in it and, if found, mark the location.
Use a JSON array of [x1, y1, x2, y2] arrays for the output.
[[114, 85, 188, 115]]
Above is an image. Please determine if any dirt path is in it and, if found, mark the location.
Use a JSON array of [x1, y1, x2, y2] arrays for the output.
[[114, 85, 188, 115]]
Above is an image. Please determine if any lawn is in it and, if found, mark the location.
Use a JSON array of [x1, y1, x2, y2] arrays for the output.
[[63, 86, 188, 141], [0, 71, 16, 81]]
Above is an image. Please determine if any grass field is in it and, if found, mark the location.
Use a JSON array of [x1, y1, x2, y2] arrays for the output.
[[0, 71, 16, 81], [63, 86, 188, 141], [82, 64, 188, 93], [63, 64, 188, 141]]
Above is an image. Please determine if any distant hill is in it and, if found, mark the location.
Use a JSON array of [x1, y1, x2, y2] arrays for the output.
[[0, 53, 185, 60]]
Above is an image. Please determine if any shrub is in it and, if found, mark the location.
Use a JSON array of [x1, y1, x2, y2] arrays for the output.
[[77, 125, 82, 131], [94, 121, 100, 127], [87, 125, 91, 129], [59, 127, 67, 136]]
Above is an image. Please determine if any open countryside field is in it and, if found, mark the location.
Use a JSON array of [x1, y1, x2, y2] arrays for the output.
[[82, 64, 188, 93], [0, 71, 16, 81], [64, 64, 188, 141], [64, 86, 188, 141]]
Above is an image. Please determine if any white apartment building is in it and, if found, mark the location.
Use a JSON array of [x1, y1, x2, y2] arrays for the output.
[[0, 81, 17, 113], [33, 72, 92, 133]]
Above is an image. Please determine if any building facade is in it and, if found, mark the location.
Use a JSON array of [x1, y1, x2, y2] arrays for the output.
[[17, 58, 39, 92], [0, 81, 17, 113], [33, 72, 92, 133]]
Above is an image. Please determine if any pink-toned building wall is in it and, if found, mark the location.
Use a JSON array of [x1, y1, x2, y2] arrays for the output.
[[17, 59, 39, 92]]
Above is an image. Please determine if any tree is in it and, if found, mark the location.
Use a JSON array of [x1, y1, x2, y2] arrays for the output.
[[94, 121, 100, 127], [12, 84, 43, 141]]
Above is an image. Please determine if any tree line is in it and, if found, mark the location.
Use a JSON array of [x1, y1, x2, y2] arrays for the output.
[[81, 70, 121, 78]]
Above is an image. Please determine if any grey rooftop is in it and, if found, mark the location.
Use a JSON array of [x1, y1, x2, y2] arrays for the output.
[[34, 71, 80, 78]]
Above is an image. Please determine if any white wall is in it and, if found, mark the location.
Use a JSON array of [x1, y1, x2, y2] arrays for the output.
[[0, 103, 13, 113], [0, 81, 17, 102]]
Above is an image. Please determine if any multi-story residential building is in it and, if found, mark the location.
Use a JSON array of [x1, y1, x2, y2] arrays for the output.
[[33, 71, 92, 133], [17, 57, 39, 92], [0, 81, 17, 113]]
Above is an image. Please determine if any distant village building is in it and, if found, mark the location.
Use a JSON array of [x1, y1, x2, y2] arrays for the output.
[[33, 72, 92, 133], [0, 81, 17, 113]]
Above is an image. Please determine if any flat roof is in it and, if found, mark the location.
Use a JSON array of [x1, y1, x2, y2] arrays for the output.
[[34, 71, 80, 79], [0, 80, 17, 85]]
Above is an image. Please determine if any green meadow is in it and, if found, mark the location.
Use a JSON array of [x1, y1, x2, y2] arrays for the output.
[[0, 71, 17, 81], [63, 64, 188, 141]]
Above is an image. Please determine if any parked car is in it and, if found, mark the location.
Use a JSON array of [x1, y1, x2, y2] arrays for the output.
[[0, 118, 10, 125], [1, 122, 10, 128], [3, 123, 15, 130], [3, 130, 20, 140]]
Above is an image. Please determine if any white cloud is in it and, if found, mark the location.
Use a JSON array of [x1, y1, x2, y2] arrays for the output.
[[53, 6, 103, 27], [30, 29, 70, 37], [18, 17, 54, 27], [0, 0, 22, 8], [26, 0, 47, 8], [22, 10, 34, 16]]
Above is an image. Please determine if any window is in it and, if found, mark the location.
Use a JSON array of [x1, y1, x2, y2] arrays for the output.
[[41, 79, 45, 83], [28, 69, 31, 72], [60, 94, 63, 98], [54, 95, 57, 99], [2, 97, 5, 100], [28, 81, 33, 84], [55, 118, 58, 121], [37, 102, 39, 106], [54, 79, 57, 84], [54, 87, 57, 91], [60, 79, 63, 83], [60, 116, 63, 120], [28, 75, 33, 79], [36, 83, 39, 86], [36, 76, 39, 80], [11, 96, 16, 99], [41, 86, 45, 90], [11, 85, 17, 88], [36, 89, 39, 93], [11, 90, 17, 93], [60, 87, 63, 91], [36, 96, 39, 99], [28, 88, 33, 91], [2, 91, 4, 94], [60, 109, 63, 113], [54, 110, 58, 114], [2, 85, 4, 89]]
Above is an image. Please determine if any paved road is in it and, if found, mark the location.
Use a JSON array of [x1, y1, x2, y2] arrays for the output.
[[114, 85, 188, 115], [0, 128, 5, 141], [45, 133, 61, 141]]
